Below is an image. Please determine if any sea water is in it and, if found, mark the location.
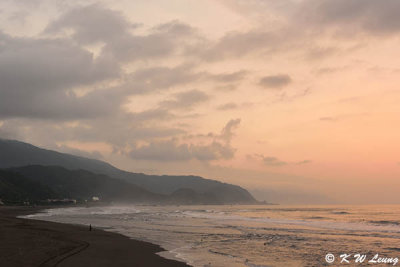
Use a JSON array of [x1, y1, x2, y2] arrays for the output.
[[24, 205, 400, 266]]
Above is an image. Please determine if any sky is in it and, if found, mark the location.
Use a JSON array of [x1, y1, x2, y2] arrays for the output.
[[1, 0, 400, 204]]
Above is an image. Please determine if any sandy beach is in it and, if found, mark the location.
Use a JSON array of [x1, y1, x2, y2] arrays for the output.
[[0, 206, 190, 267]]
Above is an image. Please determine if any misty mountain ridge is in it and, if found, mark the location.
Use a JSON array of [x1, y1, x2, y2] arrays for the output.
[[0, 166, 163, 204], [0, 139, 257, 204]]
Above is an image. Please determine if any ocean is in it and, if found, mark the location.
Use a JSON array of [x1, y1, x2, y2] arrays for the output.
[[24, 205, 400, 266]]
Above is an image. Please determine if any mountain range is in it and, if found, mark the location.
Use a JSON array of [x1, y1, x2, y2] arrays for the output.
[[0, 139, 258, 205]]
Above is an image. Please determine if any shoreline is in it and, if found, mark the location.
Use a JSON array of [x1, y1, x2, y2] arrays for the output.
[[0, 206, 190, 267]]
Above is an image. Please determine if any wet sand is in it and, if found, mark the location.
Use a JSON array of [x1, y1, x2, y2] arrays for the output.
[[0, 206, 190, 267]]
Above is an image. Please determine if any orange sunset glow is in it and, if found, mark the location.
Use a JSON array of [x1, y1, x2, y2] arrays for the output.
[[1, 0, 400, 204]]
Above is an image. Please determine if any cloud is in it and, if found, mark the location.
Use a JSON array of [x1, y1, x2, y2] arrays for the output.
[[259, 74, 292, 89], [217, 102, 254, 111], [0, 113, 186, 152], [0, 15, 223, 120], [314, 66, 348, 75], [214, 84, 238, 91], [217, 102, 238, 111], [159, 89, 210, 110], [274, 88, 311, 103], [200, 30, 285, 61], [220, 118, 241, 143], [296, 160, 312, 165], [320, 117, 336, 121], [104, 21, 198, 62], [129, 140, 191, 161], [252, 154, 311, 167], [46, 5, 199, 62], [0, 31, 119, 119], [215, 0, 400, 63], [319, 113, 369, 122], [45, 4, 137, 44], [129, 119, 240, 161], [124, 65, 247, 95], [224, 0, 400, 37], [305, 46, 340, 61], [208, 70, 247, 83], [297, 0, 400, 36], [261, 156, 287, 166], [125, 64, 202, 94], [56, 144, 104, 160], [152, 20, 196, 37], [128, 108, 176, 123], [129, 139, 235, 161], [0, 3, 336, 123]]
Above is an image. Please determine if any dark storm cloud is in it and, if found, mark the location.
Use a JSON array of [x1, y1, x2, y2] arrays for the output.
[[259, 74, 292, 89], [129, 119, 240, 161]]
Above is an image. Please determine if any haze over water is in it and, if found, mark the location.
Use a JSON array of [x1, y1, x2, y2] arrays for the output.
[[27, 205, 400, 266]]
